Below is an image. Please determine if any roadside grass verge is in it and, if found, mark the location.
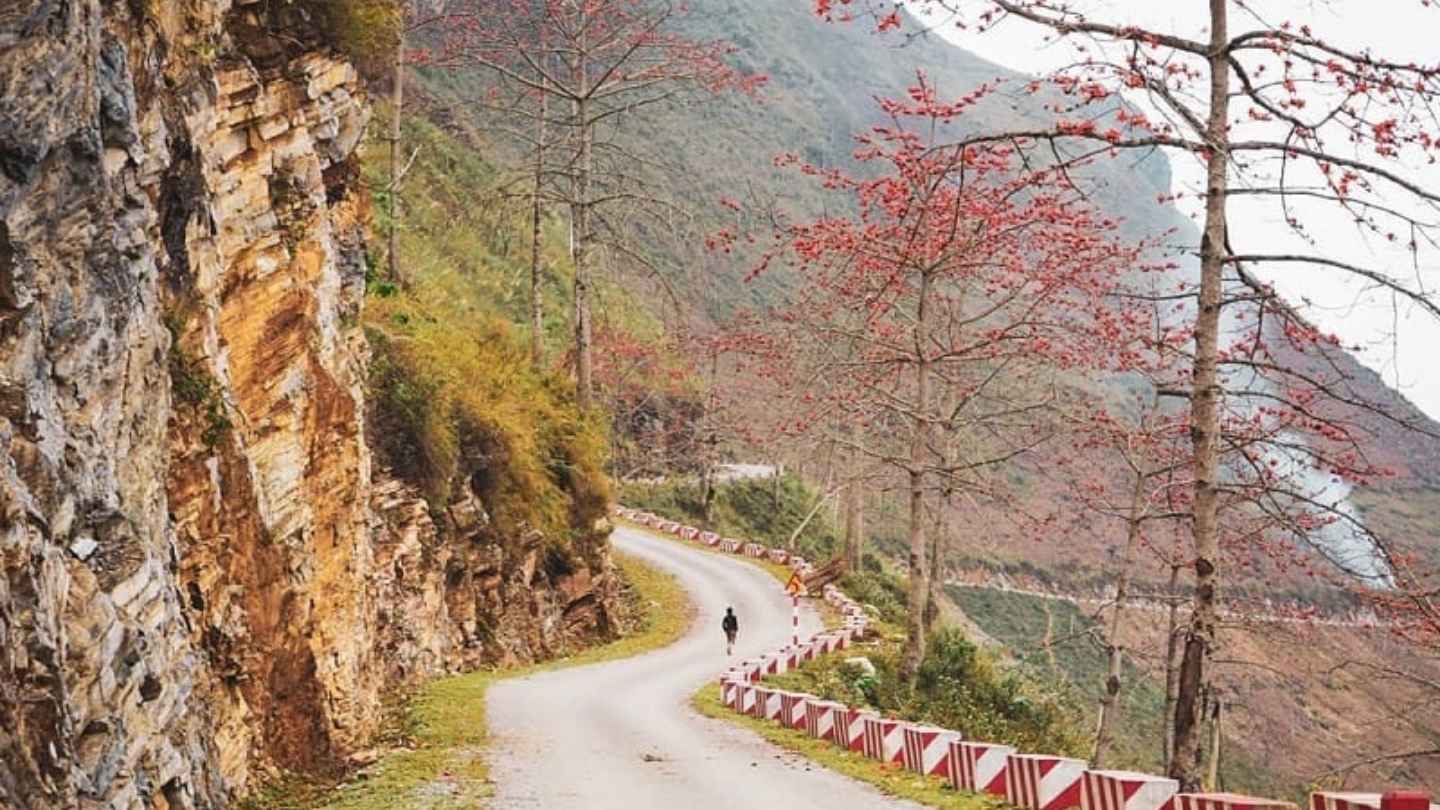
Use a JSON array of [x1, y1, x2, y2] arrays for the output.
[[241, 551, 692, 810], [691, 684, 1005, 810]]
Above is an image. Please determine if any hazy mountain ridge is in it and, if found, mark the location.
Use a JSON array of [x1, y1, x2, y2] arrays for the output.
[[652, 1, 1440, 568]]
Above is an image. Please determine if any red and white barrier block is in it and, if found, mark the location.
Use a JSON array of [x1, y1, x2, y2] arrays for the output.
[[951, 740, 1015, 796], [768, 548, 791, 565], [743, 542, 767, 558], [861, 716, 905, 764], [780, 692, 810, 731], [728, 659, 762, 683], [699, 530, 719, 545], [761, 651, 790, 677], [1174, 794, 1298, 810], [749, 686, 773, 719], [1080, 770, 1177, 810], [1006, 754, 1086, 810], [1312, 796, 1383, 810], [805, 699, 846, 743], [754, 686, 784, 722], [837, 707, 873, 753], [1311, 794, 1438, 810], [719, 538, 742, 554], [736, 683, 758, 715], [720, 677, 743, 710], [903, 724, 961, 779], [679, 526, 700, 541]]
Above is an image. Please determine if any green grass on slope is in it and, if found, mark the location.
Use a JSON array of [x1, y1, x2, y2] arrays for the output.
[[947, 585, 1290, 799], [765, 627, 1089, 758], [692, 684, 1005, 810], [362, 102, 666, 354], [945, 584, 1166, 771], [241, 551, 693, 810]]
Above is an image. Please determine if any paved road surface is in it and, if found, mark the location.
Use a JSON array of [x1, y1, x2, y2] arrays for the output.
[[485, 524, 922, 809]]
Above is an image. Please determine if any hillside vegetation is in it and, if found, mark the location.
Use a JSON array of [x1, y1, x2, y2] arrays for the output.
[[358, 103, 696, 556], [360, 107, 609, 554], [390, 0, 1440, 795]]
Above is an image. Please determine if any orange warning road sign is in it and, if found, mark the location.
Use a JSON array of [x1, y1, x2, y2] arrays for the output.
[[785, 572, 807, 596]]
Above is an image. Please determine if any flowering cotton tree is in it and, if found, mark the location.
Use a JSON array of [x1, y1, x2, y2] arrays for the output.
[[813, 0, 1440, 786], [430, 0, 763, 411], [738, 77, 1153, 680], [1058, 292, 1397, 768]]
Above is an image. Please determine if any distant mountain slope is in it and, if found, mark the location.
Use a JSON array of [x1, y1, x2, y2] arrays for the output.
[[412, 1, 1440, 575], [665, 1, 1440, 572]]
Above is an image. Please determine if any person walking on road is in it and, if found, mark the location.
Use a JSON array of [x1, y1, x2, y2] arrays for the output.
[[722, 607, 739, 655]]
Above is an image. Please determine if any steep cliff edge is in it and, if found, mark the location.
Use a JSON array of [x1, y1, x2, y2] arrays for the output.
[[0, 2, 620, 808]]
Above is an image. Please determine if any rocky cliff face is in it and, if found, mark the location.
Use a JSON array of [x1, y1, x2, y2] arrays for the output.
[[0, 2, 620, 808]]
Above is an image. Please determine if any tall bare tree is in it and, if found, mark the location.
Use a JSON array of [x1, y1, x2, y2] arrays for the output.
[[431, 0, 759, 411]]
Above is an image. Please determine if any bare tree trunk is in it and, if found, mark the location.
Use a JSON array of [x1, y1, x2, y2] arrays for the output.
[[900, 269, 934, 685], [1171, 0, 1230, 791], [528, 86, 547, 369], [387, 29, 405, 284], [572, 92, 595, 412], [1163, 562, 1182, 770], [924, 495, 946, 633], [700, 462, 716, 524], [700, 347, 719, 524], [1204, 692, 1223, 790], [787, 489, 834, 551], [1093, 472, 1146, 768], [843, 477, 864, 570]]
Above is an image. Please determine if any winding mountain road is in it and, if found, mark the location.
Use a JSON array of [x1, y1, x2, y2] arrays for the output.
[[485, 524, 922, 809]]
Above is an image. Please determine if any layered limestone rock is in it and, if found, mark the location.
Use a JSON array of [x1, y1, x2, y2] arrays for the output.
[[0, 2, 620, 808]]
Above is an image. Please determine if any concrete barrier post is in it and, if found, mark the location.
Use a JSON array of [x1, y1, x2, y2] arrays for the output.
[[805, 699, 844, 742], [843, 708, 875, 752], [1380, 794, 1433, 810], [1080, 770, 1178, 810], [1006, 754, 1087, 810], [861, 716, 905, 764], [952, 740, 1016, 795], [902, 724, 962, 779]]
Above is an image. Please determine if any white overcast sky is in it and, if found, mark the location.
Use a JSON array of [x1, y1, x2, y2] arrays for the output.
[[914, 0, 1440, 421]]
